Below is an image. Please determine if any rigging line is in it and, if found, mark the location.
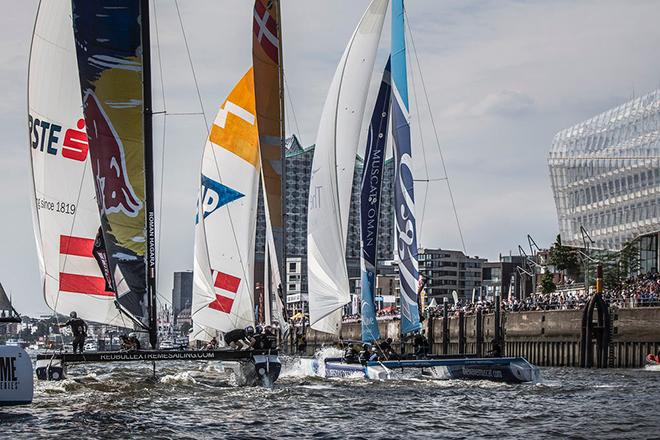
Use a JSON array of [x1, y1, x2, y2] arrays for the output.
[[153, 111, 206, 116], [414, 177, 448, 182], [407, 32, 430, 244], [283, 72, 302, 141], [153, 0, 167, 290], [405, 11, 467, 254], [174, 2, 255, 317], [174, 0, 210, 131]]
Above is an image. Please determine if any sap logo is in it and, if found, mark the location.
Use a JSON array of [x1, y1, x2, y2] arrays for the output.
[[28, 115, 89, 162], [196, 175, 244, 223], [0, 357, 17, 383]]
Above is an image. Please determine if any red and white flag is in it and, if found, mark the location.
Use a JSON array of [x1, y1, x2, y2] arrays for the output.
[[59, 235, 114, 297], [208, 270, 241, 313], [253, 0, 279, 63]]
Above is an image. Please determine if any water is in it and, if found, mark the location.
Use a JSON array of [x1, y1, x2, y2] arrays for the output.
[[2, 358, 660, 439]]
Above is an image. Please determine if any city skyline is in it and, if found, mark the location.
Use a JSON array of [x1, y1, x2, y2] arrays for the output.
[[3, 0, 660, 315]]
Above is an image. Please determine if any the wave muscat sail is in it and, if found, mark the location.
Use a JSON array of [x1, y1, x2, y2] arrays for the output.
[[307, 0, 389, 334], [29, 0, 126, 326], [360, 59, 392, 343], [192, 69, 260, 335], [71, 0, 152, 327], [392, 0, 421, 334]]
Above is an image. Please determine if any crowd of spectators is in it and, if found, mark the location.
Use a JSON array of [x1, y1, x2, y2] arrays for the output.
[[340, 272, 660, 323]]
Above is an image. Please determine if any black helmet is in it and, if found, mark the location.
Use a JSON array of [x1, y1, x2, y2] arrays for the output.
[[363, 343, 371, 350], [69, 311, 77, 318], [386, 338, 393, 344], [255, 325, 263, 334], [264, 325, 273, 334], [245, 325, 255, 335]]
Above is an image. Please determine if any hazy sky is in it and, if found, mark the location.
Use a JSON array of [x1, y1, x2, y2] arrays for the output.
[[2, 0, 660, 315]]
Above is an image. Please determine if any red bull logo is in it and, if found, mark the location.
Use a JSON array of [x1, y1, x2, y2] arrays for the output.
[[83, 91, 143, 218]]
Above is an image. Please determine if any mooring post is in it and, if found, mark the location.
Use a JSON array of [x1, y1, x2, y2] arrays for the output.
[[476, 308, 483, 357], [442, 298, 449, 355], [458, 310, 465, 355]]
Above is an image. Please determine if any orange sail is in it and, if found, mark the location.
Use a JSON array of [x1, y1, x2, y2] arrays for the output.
[[252, 0, 284, 253]]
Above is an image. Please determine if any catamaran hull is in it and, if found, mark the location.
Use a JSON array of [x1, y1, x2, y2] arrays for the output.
[[300, 356, 540, 384], [0, 345, 33, 406], [35, 350, 281, 387]]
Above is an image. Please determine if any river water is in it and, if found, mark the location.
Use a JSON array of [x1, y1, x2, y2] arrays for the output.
[[2, 357, 659, 439]]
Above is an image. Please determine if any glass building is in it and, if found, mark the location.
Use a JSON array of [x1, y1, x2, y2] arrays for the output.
[[548, 89, 660, 261], [255, 135, 395, 310]]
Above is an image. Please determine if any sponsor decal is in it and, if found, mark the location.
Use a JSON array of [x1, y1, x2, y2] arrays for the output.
[[29, 115, 89, 162], [83, 91, 143, 218], [196, 175, 245, 223], [0, 357, 18, 390]]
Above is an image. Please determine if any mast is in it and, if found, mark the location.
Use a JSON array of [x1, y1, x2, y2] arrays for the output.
[[276, 0, 287, 313], [141, 0, 158, 349]]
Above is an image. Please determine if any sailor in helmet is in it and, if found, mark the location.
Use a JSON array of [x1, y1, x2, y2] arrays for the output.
[[58, 311, 88, 354], [224, 325, 256, 350]]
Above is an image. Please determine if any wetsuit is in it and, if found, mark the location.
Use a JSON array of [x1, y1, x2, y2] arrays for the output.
[[224, 328, 247, 345], [344, 348, 359, 363], [63, 318, 87, 353], [413, 334, 429, 357], [254, 331, 276, 350]]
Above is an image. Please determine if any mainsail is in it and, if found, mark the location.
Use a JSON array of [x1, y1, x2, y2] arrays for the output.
[[28, 0, 126, 327], [0, 284, 21, 322], [252, 0, 286, 323], [360, 59, 392, 343], [392, 0, 422, 334], [307, 0, 389, 334], [192, 69, 260, 335], [71, 0, 156, 337]]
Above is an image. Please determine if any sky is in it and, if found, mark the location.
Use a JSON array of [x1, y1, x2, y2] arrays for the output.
[[2, 0, 660, 315]]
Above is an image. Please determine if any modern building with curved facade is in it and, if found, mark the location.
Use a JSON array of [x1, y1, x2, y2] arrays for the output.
[[548, 89, 660, 269]]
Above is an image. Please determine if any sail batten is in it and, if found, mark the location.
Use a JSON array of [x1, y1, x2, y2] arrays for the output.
[[392, 0, 421, 335], [307, 0, 389, 334]]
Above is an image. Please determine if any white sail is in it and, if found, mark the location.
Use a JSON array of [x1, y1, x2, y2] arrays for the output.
[[307, 0, 389, 334], [28, 0, 126, 327], [192, 69, 260, 335]]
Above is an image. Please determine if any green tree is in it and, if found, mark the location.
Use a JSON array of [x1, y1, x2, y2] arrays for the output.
[[540, 271, 556, 294], [549, 234, 580, 278]]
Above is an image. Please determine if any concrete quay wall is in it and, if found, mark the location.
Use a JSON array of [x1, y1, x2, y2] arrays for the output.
[[298, 308, 660, 368]]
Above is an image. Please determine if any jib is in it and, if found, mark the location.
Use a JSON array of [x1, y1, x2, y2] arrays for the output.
[[28, 115, 88, 162]]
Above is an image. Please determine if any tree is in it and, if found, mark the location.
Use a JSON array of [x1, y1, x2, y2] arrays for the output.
[[540, 271, 556, 294], [549, 234, 580, 278]]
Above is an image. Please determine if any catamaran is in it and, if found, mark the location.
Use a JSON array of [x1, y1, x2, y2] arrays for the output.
[[29, 0, 281, 386], [302, 0, 539, 384]]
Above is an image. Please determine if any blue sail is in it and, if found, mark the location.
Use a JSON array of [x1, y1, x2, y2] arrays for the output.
[[360, 59, 392, 343], [392, 0, 421, 335]]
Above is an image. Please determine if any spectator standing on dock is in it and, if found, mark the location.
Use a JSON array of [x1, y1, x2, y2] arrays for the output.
[[59, 311, 87, 354]]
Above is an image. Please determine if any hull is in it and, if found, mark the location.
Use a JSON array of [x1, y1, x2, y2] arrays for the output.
[[300, 356, 540, 384], [35, 349, 280, 387], [0, 346, 33, 406]]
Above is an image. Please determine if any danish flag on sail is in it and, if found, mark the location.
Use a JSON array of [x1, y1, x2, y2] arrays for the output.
[[253, 0, 279, 63], [59, 235, 114, 297], [209, 270, 241, 313]]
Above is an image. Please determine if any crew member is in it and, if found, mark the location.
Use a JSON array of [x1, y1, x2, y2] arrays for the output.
[[224, 326, 256, 350], [489, 338, 502, 357], [128, 332, 141, 350], [413, 330, 429, 358], [59, 311, 87, 354], [359, 344, 376, 364], [204, 336, 219, 350], [343, 343, 359, 363]]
